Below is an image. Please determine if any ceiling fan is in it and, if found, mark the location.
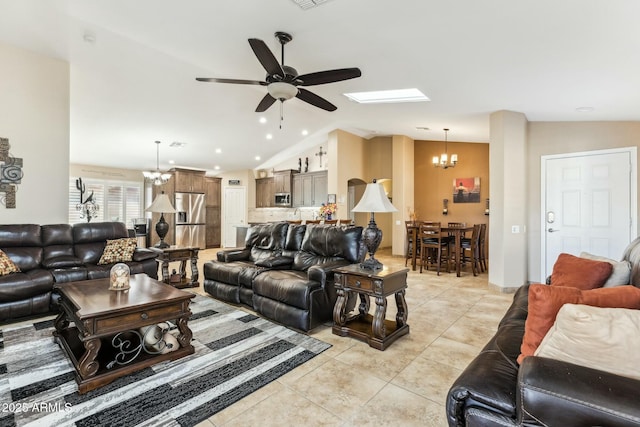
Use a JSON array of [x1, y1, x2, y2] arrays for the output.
[[196, 31, 361, 114]]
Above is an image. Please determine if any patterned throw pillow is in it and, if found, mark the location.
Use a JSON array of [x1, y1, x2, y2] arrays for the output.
[[0, 249, 20, 276], [98, 238, 137, 265]]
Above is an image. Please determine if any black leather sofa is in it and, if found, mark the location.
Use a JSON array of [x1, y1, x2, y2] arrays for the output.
[[203, 222, 364, 331], [0, 222, 158, 322], [446, 238, 640, 426]]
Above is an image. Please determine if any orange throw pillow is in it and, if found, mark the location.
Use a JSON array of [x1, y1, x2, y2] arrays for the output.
[[550, 253, 613, 290], [518, 284, 640, 364]]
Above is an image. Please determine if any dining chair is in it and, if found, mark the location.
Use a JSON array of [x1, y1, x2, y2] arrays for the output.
[[460, 224, 481, 276], [405, 220, 421, 267], [478, 223, 487, 272], [419, 222, 450, 275]]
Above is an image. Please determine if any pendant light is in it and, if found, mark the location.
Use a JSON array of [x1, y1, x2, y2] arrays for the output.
[[433, 128, 458, 169], [142, 141, 172, 185]]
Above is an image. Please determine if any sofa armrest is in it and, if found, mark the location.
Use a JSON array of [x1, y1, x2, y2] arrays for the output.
[[307, 260, 351, 285], [217, 248, 250, 262], [517, 356, 640, 426], [132, 248, 157, 262], [255, 256, 293, 269]]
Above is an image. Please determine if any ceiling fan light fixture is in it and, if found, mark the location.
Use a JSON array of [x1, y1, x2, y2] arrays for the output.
[[267, 82, 298, 100]]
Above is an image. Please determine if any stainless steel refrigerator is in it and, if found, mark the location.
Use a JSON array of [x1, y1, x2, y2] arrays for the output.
[[174, 192, 206, 249]]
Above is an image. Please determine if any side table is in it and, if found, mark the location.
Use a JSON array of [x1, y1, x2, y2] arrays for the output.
[[149, 246, 199, 288], [332, 264, 409, 350]]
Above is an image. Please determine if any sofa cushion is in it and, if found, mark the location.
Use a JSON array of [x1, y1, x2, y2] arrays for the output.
[[292, 225, 362, 271], [580, 251, 631, 287], [42, 255, 84, 269], [535, 304, 640, 380], [518, 284, 640, 364], [1, 247, 42, 272], [252, 270, 322, 310], [0, 249, 20, 276], [550, 252, 613, 290], [0, 269, 54, 302], [98, 238, 137, 265]]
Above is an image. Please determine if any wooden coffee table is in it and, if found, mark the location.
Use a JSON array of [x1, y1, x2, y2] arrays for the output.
[[53, 274, 195, 394]]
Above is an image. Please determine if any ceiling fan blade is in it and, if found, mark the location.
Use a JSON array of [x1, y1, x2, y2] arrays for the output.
[[255, 93, 277, 112], [196, 77, 267, 85], [296, 88, 337, 111], [248, 38, 284, 77], [296, 68, 362, 86]]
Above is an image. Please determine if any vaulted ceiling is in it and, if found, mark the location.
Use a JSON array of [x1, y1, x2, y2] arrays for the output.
[[1, 0, 639, 174]]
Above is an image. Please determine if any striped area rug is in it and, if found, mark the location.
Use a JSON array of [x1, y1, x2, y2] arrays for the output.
[[0, 295, 331, 427]]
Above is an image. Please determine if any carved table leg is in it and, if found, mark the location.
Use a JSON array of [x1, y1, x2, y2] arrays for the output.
[[78, 338, 101, 379], [333, 287, 347, 326], [179, 260, 187, 280], [191, 249, 199, 283], [358, 293, 370, 317], [53, 310, 69, 337], [175, 314, 193, 348], [395, 289, 408, 327], [372, 296, 387, 339], [160, 260, 170, 283]]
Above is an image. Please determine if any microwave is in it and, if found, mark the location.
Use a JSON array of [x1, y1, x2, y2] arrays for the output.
[[274, 193, 291, 207]]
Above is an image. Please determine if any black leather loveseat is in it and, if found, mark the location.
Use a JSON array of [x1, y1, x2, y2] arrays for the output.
[[446, 238, 640, 426], [203, 222, 364, 331], [0, 221, 158, 322]]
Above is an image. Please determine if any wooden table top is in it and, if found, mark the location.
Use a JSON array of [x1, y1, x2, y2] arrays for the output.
[[53, 274, 194, 319], [335, 264, 409, 279]]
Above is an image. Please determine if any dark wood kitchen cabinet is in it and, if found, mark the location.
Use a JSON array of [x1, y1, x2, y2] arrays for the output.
[[255, 177, 274, 208], [204, 177, 221, 248]]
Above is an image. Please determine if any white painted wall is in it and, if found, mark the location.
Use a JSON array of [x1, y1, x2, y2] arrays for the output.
[[0, 42, 69, 224]]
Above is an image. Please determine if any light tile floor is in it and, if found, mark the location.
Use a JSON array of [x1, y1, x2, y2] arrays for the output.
[[176, 248, 514, 427]]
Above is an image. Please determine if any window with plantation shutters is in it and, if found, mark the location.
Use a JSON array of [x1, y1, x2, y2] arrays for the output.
[[68, 177, 142, 226]]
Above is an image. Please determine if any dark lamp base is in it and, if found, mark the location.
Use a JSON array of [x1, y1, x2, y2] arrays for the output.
[[360, 257, 383, 270], [154, 240, 170, 249]]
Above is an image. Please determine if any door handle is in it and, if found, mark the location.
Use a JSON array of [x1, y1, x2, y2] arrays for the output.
[[548, 228, 560, 233]]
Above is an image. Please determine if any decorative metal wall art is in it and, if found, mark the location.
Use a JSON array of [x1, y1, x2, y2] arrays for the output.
[[0, 137, 24, 209], [76, 177, 100, 222]]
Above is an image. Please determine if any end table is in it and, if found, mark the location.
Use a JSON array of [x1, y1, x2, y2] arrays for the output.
[[149, 246, 199, 288], [332, 264, 409, 350]]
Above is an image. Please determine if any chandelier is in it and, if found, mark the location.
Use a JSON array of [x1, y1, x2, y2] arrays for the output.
[[433, 128, 458, 169], [142, 141, 172, 186]]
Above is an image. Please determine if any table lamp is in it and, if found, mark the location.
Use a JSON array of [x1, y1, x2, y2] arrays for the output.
[[352, 179, 398, 269], [145, 191, 176, 248]]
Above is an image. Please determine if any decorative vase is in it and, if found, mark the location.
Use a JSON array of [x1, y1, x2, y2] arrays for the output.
[[327, 213, 332, 220]]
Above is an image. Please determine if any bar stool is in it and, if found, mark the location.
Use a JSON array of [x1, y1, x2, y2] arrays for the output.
[[419, 222, 450, 275]]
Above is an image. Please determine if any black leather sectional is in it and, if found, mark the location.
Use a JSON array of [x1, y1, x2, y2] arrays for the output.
[[0, 222, 158, 322], [203, 222, 364, 331], [446, 237, 640, 426]]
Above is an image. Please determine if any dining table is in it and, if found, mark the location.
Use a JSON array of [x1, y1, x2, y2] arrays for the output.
[[407, 223, 474, 277]]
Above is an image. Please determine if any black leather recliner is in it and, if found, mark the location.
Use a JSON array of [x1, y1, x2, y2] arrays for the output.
[[203, 222, 364, 331], [0, 222, 158, 322]]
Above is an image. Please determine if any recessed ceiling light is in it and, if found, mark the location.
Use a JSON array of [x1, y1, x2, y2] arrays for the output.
[[215, 148, 222, 153], [259, 117, 267, 124], [168, 160, 175, 164], [214, 165, 220, 170], [576, 106, 594, 112], [266, 134, 273, 140], [301, 129, 308, 136], [255, 156, 261, 161], [344, 88, 430, 104], [170, 141, 186, 148]]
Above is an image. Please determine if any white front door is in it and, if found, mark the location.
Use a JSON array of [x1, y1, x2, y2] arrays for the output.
[[541, 148, 636, 280], [223, 186, 247, 248]]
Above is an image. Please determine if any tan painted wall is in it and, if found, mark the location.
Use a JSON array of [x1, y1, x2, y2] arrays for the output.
[[527, 121, 640, 282], [414, 140, 490, 226], [0, 42, 70, 224]]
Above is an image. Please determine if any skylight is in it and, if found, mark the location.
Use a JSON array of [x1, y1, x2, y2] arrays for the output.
[[344, 88, 430, 104]]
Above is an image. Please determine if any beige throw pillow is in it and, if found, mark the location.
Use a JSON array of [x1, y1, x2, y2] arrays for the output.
[[535, 303, 640, 380], [98, 238, 137, 265], [580, 251, 631, 287], [0, 249, 20, 276]]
